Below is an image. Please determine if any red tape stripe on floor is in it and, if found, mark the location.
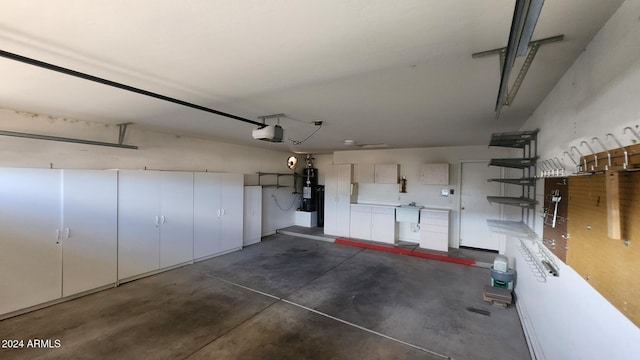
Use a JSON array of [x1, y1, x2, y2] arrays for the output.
[[335, 238, 475, 266]]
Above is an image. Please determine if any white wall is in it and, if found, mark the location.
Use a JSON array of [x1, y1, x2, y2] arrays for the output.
[[513, 1, 640, 358], [332, 145, 512, 245], [0, 107, 297, 235]]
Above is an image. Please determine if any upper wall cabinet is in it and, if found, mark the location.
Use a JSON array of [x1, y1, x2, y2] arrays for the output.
[[420, 163, 450, 185], [354, 163, 375, 183], [374, 164, 399, 184]]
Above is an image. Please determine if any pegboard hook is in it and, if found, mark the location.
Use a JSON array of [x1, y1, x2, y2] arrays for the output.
[[606, 133, 628, 169], [570, 146, 586, 172], [591, 137, 611, 170], [580, 141, 597, 171], [623, 126, 640, 141]]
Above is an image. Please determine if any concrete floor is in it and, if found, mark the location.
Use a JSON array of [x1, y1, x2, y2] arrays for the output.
[[0, 234, 530, 360]]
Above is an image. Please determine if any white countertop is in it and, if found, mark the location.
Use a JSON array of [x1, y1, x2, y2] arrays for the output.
[[351, 203, 399, 209], [351, 203, 450, 211]]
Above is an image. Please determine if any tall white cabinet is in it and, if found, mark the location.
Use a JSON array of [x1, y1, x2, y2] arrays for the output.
[[62, 170, 118, 297], [324, 164, 355, 237], [194, 172, 243, 259], [118, 170, 194, 280], [0, 168, 118, 316], [1, 167, 244, 317], [0, 168, 63, 315], [243, 186, 262, 246]]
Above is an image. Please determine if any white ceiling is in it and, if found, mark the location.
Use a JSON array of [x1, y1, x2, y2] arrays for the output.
[[0, 0, 624, 154]]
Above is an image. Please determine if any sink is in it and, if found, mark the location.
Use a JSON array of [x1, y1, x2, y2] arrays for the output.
[[399, 205, 423, 209], [396, 205, 422, 223]]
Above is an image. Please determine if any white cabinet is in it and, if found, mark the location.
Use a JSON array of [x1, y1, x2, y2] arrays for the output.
[[349, 205, 397, 244], [0, 168, 118, 316], [159, 172, 194, 268], [420, 163, 450, 185], [62, 170, 117, 297], [349, 206, 372, 240], [0, 168, 62, 315], [419, 209, 450, 252], [118, 171, 161, 279], [354, 163, 375, 183], [374, 164, 399, 184], [194, 173, 243, 259], [118, 170, 194, 280], [371, 207, 397, 243], [243, 186, 262, 246], [324, 164, 355, 237], [220, 173, 243, 252]]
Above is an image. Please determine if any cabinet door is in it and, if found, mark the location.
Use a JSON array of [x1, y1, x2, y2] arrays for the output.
[[220, 173, 243, 252], [194, 172, 221, 259], [371, 209, 396, 244], [0, 168, 62, 315], [243, 186, 262, 246], [354, 164, 374, 183], [62, 170, 117, 297], [336, 164, 353, 236], [323, 165, 338, 235], [118, 170, 161, 280], [374, 164, 399, 184], [350, 207, 371, 240], [160, 172, 194, 268]]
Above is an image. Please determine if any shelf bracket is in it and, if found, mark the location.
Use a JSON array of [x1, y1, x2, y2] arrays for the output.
[[473, 35, 564, 110]]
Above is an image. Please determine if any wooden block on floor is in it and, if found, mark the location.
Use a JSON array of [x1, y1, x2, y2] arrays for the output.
[[483, 285, 512, 306]]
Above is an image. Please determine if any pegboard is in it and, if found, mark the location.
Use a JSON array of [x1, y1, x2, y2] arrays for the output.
[[567, 172, 640, 327], [542, 177, 568, 262]]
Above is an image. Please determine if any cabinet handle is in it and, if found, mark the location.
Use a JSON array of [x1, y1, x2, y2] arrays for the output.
[[217, 209, 221, 217], [161, 216, 166, 224], [221, 208, 225, 216], [155, 216, 160, 225], [65, 228, 70, 238]]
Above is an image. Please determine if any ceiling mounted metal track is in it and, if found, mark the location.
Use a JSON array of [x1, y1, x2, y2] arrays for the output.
[[473, 34, 563, 116], [0, 49, 263, 127], [0, 129, 138, 149], [472, 0, 557, 118]]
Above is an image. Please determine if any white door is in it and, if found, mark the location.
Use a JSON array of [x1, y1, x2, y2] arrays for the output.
[[243, 186, 262, 246], [194, 172, 221, 258], [62, 170, 117, 297], [323, 165, 338, 235], [118, 170, 161, 280], [459, 162, 502, 250], [160, 172, 194, 268], [0, 168, 62, 315], [220, 173, 243, 252], [336, 164, 353, 237]]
